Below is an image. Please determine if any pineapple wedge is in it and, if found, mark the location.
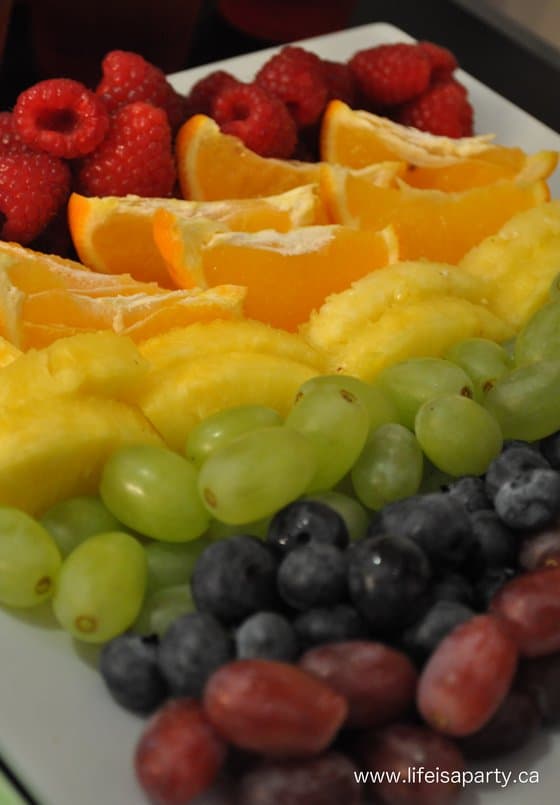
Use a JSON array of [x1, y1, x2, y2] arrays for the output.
[[327, 296, 514, 381], [0, 395, 162, 514], [459, 200, 560, 329], [136, 351, 319, 450], [301, 260, 490, 353], [0, 332, 148, 410], [0, 336, 21, 367]]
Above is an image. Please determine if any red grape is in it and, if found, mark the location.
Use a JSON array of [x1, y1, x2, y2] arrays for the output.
[[417, 614, 518, 736], [134, 699, 227, 805], [519, 527, 560, 571], [203, 659, 347, 757], [516, 651, 560, 723], [357, 723, 465, 805], [490, 566, 560, 656], [299, 640, 417, 728], [236, 752, 362, 805], [458, 689, 541, 759]]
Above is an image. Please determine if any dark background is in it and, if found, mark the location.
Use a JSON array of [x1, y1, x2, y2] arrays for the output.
[[1, 0, 559, 131]]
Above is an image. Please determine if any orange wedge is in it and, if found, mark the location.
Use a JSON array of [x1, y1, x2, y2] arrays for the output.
[[322, 164, 549, 264], [321, 100, 558, 192], [176, 114, 322, 201], [153, 213, 399, 331], [68, 185, 324, 287], [17, 285, 246, 348]]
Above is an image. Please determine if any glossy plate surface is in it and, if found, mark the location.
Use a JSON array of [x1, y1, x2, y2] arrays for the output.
[[0, 21, 558, 805]]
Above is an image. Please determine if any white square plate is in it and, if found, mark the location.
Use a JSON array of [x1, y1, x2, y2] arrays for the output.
[[0, 22, 558, 805]]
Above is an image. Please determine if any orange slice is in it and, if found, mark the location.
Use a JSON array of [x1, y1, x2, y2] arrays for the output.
[[321, 100, 558, 191], [176, 114, 322, 201], [322, 164, 549, 264], [153, 213, 399, 331], [68, 185, 323, 287], [19, 285, 246, 348]]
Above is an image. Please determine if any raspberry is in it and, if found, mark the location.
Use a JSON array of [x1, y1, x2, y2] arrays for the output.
[[13, 79, 109, 160], [96, 50, 187, 133], [419, 41, 459, 79], [0, 113, 25, 153], [77, 102, 176, 198], [212, 82, 297, 159], [396, 78, 474, 137], [256, 46, 328, 128], [186, 70, 239, 117], [0, 149, 71, 244], [349, 43, 431, 107], [321, 60, 358, 107]]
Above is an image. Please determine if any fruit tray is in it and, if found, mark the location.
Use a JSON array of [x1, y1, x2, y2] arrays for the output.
[[1, 21, 560, 805]]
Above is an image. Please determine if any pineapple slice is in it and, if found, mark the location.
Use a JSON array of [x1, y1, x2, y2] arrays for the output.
[[301, 260, 489, 353], [0, 336, 21, 367], [327, 296, 514, 381], [138, 318, 328, 373], [0, 395, 162, 514], [0, 332, 148, 410], [136, 351, 319, 450], [459, 200, 560, 329]]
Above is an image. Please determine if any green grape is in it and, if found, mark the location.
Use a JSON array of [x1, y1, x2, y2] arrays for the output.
[[549, 272, 560, 300], [305, 490, 369, 541], [40, 495, 122, 557], [351, 424, 423, 510], [377, 358, 475, 430], [198, 426, 316, 524], [419, 459, 455, 494], [445, 338, 511, 399], [515, 301, 560, 365], [144, 537, 212, 593], [185, 405, 282, 467], [52, 531, 146, 643], [416, 394, 502, 476], [285, 385, 369, 492], [134, 584, 194, 637], [100, 444, 210, 542], [296, 375, 399, 433], [484, 360, 560, 441], [0, 507, 61, 608], [204, 516, 270, 540]]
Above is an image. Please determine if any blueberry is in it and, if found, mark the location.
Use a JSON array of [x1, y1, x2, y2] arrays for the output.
[[277, 543, 347, 610], [402, 600, 475, 664], [293, 604, 369, 650], [158, 612, 232, 697], [540, 430, 560, 468], [191, 535, 279, 623], [484, 446, 549, 500], [235, 611, 299, 661], [445, 476, 492, 513], [348, 535, 431, 634], [99, 633, 167, 714], [494, 468, 560, 530], [369, 493, 474, 569], [466, 509, 518, 573], [473, 567, 517, 610], [432, 573, 474, 607], [267, 499, 349, 554]]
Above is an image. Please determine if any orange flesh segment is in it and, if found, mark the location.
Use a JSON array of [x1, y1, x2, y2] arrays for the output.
[[176, 114, 322, 201], [156, 223, 398, 331], [328, 173, 549, 264]]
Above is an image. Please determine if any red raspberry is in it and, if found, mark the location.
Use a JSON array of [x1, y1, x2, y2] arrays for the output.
[[0, 149, 71, 244], [349, 43, 431, 107], [77, 102, 176, 198], [321, 60, 358, 107], [186, 70, 239, 117], [212, 82, 297, 159], [96, 50, 187, 133], [396, 78, 474, 137], [0, 112, 26, 153], [256, 46, 328, 128], [419, 41, 459, 79], [13, 79, 109, 160]]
